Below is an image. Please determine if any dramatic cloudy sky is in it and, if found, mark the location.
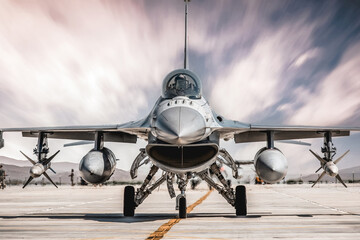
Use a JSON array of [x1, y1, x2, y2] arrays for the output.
[[1, 0, 360, 177]]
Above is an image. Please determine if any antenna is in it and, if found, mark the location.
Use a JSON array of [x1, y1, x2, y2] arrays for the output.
[[184, 0, 190, 69]]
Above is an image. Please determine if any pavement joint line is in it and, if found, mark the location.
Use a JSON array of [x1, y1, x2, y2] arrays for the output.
[[271, 189, 352, 215], [146, 189, 214, 240], [26, 197, 114, 215]]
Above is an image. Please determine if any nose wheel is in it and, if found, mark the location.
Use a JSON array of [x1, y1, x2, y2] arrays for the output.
[[123, 186, 135, 217], [179, 197, 187, 218]]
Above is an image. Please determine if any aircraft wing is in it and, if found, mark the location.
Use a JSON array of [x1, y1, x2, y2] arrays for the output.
[[0, 116, 151, 145], [214, 120, 360, 143]]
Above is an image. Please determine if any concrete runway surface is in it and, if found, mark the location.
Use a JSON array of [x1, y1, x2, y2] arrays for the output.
[[1, 184, 360, 239]]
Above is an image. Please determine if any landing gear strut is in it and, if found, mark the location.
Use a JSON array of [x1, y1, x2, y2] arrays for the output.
[[176, 174, 190, 218], [199, 163, 247, 216], [123, 165, 167, 217]]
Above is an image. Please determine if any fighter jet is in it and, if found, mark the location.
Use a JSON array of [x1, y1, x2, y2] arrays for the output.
[[1, 0, 360, 218]]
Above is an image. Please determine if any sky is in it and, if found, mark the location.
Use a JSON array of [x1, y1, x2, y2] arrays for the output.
[[0, 0, 360, 177]]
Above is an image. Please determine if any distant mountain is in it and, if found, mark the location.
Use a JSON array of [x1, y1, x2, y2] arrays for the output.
[[289, 165, 360, 182], [0, 156, 33, 167], [0, 155, 139, 185]]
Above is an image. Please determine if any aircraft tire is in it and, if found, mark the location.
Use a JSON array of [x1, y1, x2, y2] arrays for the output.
[[124, 186, 135, 217], [235, 185, 247, 216], [179, 197, 187, 218]]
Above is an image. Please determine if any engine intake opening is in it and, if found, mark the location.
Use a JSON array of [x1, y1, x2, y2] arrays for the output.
[[146, 143, 218, 170]]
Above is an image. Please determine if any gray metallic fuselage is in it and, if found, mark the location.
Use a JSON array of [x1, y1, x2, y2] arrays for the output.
[[151, 96, 213, 145], [147, 96, 219, 173], [142, 67, 289, 184]]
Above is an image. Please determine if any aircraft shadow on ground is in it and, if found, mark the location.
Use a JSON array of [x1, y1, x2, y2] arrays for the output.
[[223, 213, 355, 218], [1, 212, 357, 223], [0, 213, 178, 223]]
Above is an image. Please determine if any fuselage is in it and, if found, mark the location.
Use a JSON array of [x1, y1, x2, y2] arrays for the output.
[[143, 68, 288, 184], [145, 69, 221, 173], [151, 96, 214, 145]]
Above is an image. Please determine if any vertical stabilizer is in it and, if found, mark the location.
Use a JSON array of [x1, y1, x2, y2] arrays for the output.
[[184, 0, 190, 69]]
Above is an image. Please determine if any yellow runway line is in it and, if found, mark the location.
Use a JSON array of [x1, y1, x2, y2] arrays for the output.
[[146, 189, 214, 240]]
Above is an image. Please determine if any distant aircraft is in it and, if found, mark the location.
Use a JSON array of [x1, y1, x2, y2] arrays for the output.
[[1, 0, 359, 218]]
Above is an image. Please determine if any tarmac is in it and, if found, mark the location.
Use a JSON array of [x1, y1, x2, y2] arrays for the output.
[[1, 183, 360, 239]]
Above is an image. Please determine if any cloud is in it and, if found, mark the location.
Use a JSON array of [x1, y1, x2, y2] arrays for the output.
[[286, 42, 360, 126], [208, 10, 318, 122], [290, 48, 321, 68], [0, 0, 186, 128]]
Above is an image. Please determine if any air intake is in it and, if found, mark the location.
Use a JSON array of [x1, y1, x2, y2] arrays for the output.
[[146, 143, 218, 172]]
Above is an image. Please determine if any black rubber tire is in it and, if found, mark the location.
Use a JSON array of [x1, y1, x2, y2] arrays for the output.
[[123, 186, 135, 217], [179, 197, 187, 219], [235, 185, 247, 216]]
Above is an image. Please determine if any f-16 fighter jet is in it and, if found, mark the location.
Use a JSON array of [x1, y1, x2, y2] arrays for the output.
[[1, 0, 359, 218]]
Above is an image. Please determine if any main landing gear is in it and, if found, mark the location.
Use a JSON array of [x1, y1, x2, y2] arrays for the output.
[[199, 163, 247, 216], [123, 167, 190, 218], [123, 186, 135, 217], [235, 185, 247, 216]]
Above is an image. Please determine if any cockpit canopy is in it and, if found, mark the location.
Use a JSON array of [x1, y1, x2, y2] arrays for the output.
[[162, 69, 202, 99]]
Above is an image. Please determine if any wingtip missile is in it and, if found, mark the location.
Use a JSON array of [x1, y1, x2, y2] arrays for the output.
[[310, 148, 349, 188], [20, 149, 59, 188]]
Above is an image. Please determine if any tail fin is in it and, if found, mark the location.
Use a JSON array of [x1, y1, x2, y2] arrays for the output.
[[23, 176, 34, 188], [184, 0, 189, 69], [43, 172, 58, 188], [335, 175, 347, 188], [334, 150, 350, 164], [20, 151, 36, 165], [311, 171, 326, 188]]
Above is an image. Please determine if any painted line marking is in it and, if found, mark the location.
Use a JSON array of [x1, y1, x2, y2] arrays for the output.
[[25, 197, 114, 215], [146, 189, 214, 240], [271, 189, 351, 215]]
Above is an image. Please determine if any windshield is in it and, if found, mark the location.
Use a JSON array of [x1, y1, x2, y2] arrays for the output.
[[162, 71, 201, 99]]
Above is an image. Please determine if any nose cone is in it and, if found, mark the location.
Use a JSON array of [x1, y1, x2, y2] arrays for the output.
[[255, 149, 288, 183], [30, 164, 44, 178], [155, 106, 206, 144], [326, 163, 338, 177]]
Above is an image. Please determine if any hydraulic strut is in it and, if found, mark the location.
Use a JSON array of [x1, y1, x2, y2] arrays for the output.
[[198, 163, 236, 206], [321, 131, 337, 160]]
